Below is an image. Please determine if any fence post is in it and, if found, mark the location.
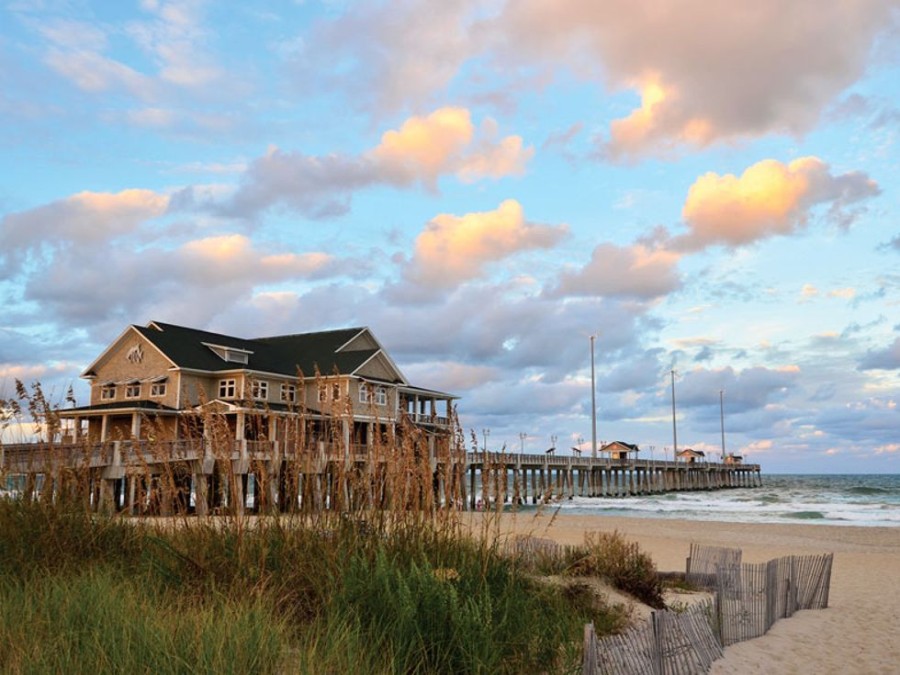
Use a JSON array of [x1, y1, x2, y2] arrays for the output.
[[582, 622, 597, 675]]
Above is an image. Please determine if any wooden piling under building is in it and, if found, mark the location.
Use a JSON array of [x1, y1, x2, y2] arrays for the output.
[[1, 442, 762, 515]]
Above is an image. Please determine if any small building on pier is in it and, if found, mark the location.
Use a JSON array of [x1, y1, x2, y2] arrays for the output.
[[600, 441, 640, 461], [676, 448, 705, 464]]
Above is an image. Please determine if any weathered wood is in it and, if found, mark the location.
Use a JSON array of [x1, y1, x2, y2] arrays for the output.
[[583, 549, 833, 674]]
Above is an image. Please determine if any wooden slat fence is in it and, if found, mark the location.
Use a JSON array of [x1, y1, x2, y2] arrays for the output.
[[685, 543, 742, 589], [583, 600, 721, 675], [583, 547, 833, 674], [716, 552, 834, 646]]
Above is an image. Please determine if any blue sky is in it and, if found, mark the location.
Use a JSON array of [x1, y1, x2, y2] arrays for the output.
[[1, 0, 899, 473]]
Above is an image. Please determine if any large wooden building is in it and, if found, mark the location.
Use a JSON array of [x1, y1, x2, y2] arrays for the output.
[[61, 320, 456, 451]]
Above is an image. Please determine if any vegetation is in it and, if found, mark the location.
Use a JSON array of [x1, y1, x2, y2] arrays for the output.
[[0, 380, 665, 672]]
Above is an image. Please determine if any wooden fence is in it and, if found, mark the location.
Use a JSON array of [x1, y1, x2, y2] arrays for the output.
[[583, 545, 834, 674], [583, 600, 722, 675]]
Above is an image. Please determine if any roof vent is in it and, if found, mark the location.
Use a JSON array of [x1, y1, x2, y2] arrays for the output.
[[202, 342, 253, 365]]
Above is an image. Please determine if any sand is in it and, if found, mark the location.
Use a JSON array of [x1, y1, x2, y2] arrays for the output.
[[467, 512, 900, 674]]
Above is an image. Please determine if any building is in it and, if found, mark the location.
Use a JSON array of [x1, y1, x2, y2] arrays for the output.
[[60, 320, 456, 451], [600, 441, 640, 461], [50, 321, 457, 514], [675, 448, 706, 464]]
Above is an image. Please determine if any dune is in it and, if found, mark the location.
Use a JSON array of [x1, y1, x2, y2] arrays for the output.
[[466, 511, 900, 674]]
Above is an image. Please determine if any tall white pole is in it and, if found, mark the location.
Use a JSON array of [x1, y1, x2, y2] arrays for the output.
[[590, 335, 597, 459], [670, 369, 678, 457], [720, 389, 726, 460]]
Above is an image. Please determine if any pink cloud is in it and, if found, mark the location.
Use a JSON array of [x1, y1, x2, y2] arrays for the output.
[[678, 157, 879, 249], [403, 199, 568, 289]]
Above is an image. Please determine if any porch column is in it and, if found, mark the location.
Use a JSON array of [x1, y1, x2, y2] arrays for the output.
[[131, 413, 141, 439], [100, 415, 109, 442]]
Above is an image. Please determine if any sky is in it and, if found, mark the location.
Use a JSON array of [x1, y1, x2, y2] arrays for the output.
[[1, 0, 899, 474]]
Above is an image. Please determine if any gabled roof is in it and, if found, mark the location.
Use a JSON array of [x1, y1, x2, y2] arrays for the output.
[[601, 441, 639, 453], [126, 321, 403, 381], [676, 448, 705, 457]]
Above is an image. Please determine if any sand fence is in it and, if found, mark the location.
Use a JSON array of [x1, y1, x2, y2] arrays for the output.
[[583, 543, 834, 675]]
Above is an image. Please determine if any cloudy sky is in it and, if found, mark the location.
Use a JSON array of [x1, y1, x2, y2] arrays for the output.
[[2, 0, 899, 473]]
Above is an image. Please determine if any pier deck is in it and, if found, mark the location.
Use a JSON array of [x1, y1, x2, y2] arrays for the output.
[[1, 441, 761, 514]]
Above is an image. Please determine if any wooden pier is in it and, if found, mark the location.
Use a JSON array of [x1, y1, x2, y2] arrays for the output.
[[1, 441, 761, 515], [466, 451, 761, 508]]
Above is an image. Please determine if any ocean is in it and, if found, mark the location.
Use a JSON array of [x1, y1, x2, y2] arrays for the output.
[[541, 474, 900, 528]]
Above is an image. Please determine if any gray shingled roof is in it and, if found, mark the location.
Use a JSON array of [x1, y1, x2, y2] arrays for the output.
[[136, 321, 384, 378]]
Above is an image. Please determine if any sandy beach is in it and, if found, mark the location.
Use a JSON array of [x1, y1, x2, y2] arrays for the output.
[[469, 512, 900, 674]]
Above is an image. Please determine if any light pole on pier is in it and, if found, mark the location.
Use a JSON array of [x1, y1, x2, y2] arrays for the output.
[[719, 389, 726, 461], [482, 428, 490, 453], [519, 432, 526, 458], [590, 334, 598, 459], [670, 370, 678, 457]]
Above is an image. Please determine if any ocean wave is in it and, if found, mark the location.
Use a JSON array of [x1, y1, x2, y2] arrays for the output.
[[781, 511, 827, 520], [847, 486, 894, 496]]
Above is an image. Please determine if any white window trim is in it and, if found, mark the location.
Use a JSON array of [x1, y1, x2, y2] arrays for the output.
[[281, 383, 296, 403], [252, 380, 269, 401], [100, 385, 116, 400], [124, 382, 141, 399], [358, 382, 370, 403], [374, 386, 387, 406], [150, 382, 167, 397], [219, 378, 236, 399]]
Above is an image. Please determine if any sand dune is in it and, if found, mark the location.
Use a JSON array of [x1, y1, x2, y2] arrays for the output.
[[469, 512, 900, 674]]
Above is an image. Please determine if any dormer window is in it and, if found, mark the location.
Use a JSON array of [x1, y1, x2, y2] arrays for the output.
[[203, 342, 252, 365], [100, 384, 116, 400]]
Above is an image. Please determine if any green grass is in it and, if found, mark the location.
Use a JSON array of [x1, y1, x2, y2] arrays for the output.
[[0, 499, 655, 673]]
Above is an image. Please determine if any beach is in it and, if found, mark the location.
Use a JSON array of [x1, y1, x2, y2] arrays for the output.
[[470, 512, 900, 674]]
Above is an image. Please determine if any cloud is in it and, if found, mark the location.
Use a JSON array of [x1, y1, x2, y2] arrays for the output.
[[674, 365, 800, 413], [0, 189, 170, 272], [291, 0, 483, 115], [494, 0, 898, 157], [370, 107, 532, 186], [400, 200, 567, 290], [858, 336, 900, 370], [678, 157, 880, 250], [224, 108, 531, 219], [550, 243, 682, 299]]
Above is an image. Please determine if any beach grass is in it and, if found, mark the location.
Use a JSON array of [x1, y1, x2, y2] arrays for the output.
[[0, 381, 659, 672], [0, 498, 654, 673]]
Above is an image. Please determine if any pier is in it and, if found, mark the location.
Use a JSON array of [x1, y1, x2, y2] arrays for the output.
[[466, 451, 761, 508], [1, 440, 761, 515]]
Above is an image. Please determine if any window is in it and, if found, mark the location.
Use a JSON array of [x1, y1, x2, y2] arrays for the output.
[[251, 380, 268, 401], [100, 384, 116, 400], [374, 386, 387, 406], [318, 381, 342, 402], [125, 382, 140, 399], [281, 384, 296, 403], [219, 379, 236, 398], [358, 382, 370, 403], [150, 381, 167, 397]]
